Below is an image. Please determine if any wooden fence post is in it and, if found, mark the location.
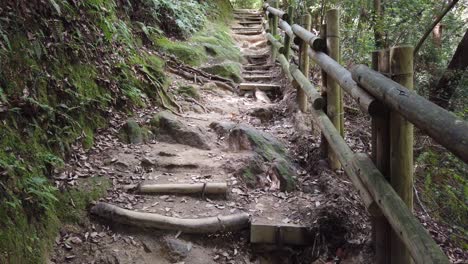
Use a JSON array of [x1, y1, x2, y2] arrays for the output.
[[371, 50, 391, 264], [320, 23, 328, 158], [389, 45, 414, 264], [326, 9, 343, 170], [297, 14, 312, 112], [271, 0, 279, 60], [282, 5, 294, 59]]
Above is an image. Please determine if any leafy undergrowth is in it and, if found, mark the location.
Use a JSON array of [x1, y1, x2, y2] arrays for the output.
[[0, 0, 237, 262], [416, 149, 468, 250]]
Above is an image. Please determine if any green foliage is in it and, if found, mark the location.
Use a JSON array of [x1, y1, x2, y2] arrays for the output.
[[155, 37, 207, 66], [192, 23, 242, 63], [231, 0, 262, 9], [416, 150, 468, 248], [201, 62, 243, 83]]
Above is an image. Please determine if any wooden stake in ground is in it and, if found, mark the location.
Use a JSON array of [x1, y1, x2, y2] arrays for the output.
[[282, 5, 294, 59], [298, 14, 312, 113], [371, 50, 391, 264], [91, 202, 250, 234], [326, 9, 343, 170], [389, 45, 414, 264]]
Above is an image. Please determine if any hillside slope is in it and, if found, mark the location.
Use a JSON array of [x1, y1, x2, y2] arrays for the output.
[[0, 0, 237, 262]]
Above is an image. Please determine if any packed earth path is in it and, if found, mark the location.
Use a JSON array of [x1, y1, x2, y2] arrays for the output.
[[51, 9, 372, 264]]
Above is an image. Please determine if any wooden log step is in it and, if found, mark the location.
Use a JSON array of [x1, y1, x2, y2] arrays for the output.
[[242, 70, 271, 75], [124, 182, 228, 195], [235, 31, 263, 36], [239, 21, 262, 25], [243, 65, 274, 71], [244, 54, 269, 59], [232, 27, 263, 31], [244, 75, 274, 81], [250, 222, 314, 246], [240, 83, 281, 91]]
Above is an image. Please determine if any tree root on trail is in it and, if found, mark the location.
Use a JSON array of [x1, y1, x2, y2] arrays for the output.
[[125, 182, 227, 195], [161, 53, 237, 93], [184, 97, 208, 113], [91, 202, 250, 233]]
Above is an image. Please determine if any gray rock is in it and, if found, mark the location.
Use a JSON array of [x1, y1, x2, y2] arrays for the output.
[[150, 111, 211, 150], [119, 119, 145, 144], [211, 121, 297, 191], [163, 237, 192, 262]]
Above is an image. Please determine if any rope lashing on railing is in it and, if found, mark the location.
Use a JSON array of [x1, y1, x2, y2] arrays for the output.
[[352, 65, 468, 163]]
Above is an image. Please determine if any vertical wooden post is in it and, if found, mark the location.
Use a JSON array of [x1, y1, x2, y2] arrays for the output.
[[389, 45, 414, 264], [282, 5, 294, 59], [320, 23, 328, 159], [297, 14, 312, 112], [371, 50, 391, 264], [326, 9, 342, 170], [271, 0, 279, 60]]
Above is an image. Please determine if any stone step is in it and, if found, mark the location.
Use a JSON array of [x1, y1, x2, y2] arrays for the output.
[[239, 83, 281, 91]]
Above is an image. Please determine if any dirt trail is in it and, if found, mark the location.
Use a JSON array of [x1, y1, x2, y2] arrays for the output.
[[51, 9, 371, 264]]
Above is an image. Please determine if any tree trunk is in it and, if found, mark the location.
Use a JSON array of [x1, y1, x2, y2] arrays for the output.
[[373, 0, 385, 49], [429, 29, 468, 109]]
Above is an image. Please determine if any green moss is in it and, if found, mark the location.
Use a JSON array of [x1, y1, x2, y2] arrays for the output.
[[201, 62, 243, 83], [154, 37, 206, 66], [56, 177, 110, 224], [177, 85, 200, 100], [192, 23, 242, 62]]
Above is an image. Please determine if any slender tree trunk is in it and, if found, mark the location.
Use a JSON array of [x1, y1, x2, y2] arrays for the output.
[[374, 0, 385, 49], [432, 23, 442, 48], [429, 29, 468, 109]]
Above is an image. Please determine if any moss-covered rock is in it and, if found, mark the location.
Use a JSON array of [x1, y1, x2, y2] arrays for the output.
[[177, 85, 200, 100], [150, 111, 211, 150], [201, 62, 243, 83], [210, 122, 297, 191], [119, 119, 146, 144], [154, 37, 206, 66]]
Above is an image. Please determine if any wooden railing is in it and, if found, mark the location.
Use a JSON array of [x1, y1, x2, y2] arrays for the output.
[[263, 1, 468, 264]]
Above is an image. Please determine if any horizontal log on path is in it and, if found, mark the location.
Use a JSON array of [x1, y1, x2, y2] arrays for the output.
[[244, 75, 274, 81], [255, 89, 272, 104], [125, 183, 227, 195], [250, 223, 314, 245], [352, 65, 468, 164], [289, 64, 325, 110], [352, 154, 450, 264], [91, 202, 250, 234], [307, 48, 382, 115], [242, 70, 271, 75], [243, 65, 274, 71], [240, 83, 281, 91]]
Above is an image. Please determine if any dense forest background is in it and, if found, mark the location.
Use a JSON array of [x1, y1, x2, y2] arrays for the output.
[[0, 0, 466, 262]]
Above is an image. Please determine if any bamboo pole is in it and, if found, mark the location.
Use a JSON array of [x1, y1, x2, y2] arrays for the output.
[[326, 9, 342, 170], [371, 50, 391, 264], [352, 65, 468, 163], [282, 5, 294, 59], [266, 33, 284, 50], [297, 14, 312, 113], [389, 45, 414, 264], [271, 0, 279, 61], [320, 23, 328, 159], [289, 64, 325, 110], [306, 47, 382, 115], [292, 24, 326, 51], [277, 54, 293, 80], [91, 202, 250, 234]]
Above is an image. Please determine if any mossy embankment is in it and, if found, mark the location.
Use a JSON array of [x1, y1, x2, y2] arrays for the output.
[[0, 0, 238, 262]]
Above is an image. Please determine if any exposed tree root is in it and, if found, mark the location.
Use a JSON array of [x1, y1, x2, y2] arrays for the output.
[[184, 97, 208, 113], [90, 202, 250, 234]]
